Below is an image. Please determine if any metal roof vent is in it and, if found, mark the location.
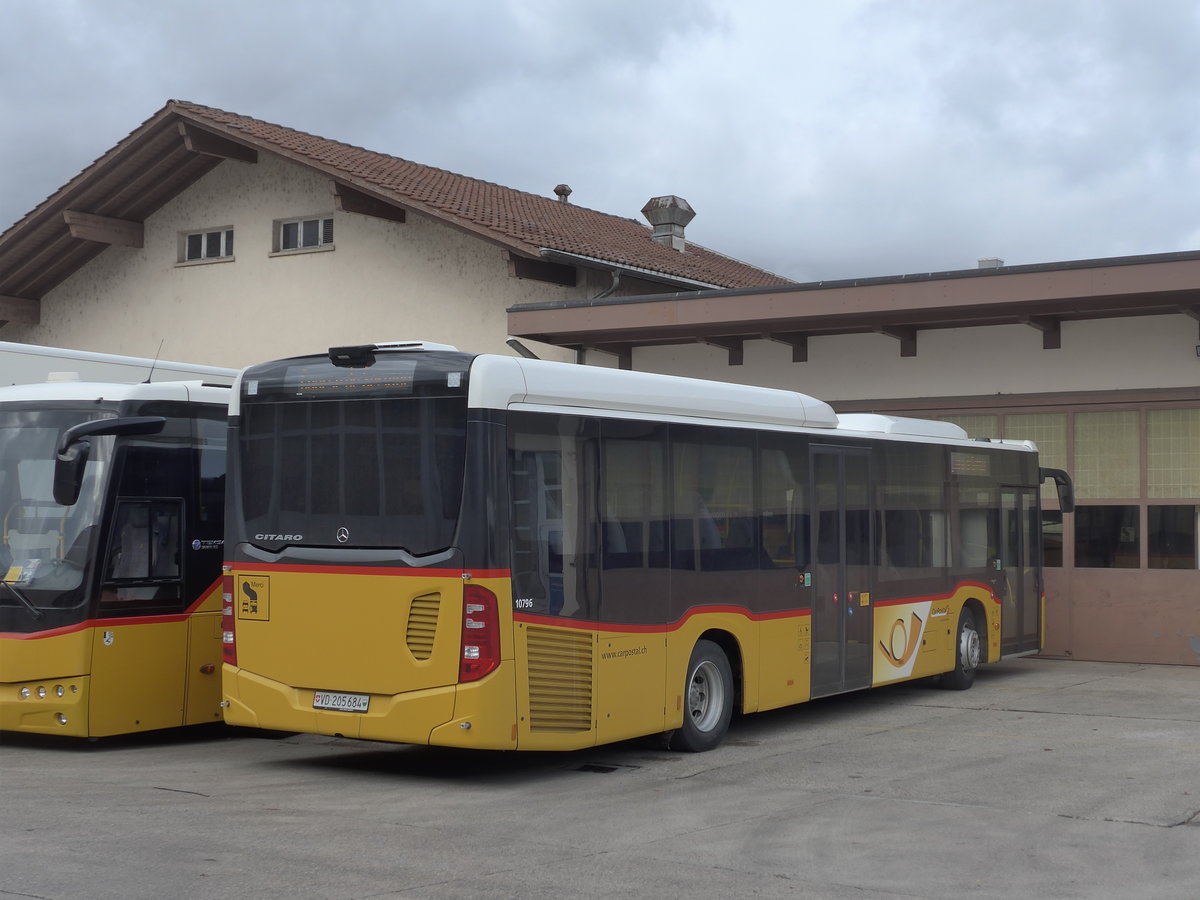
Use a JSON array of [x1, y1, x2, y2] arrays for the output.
[[641, 195, 695, 251], [554, 184, 573, 204], [977, 257, 1004, 269]]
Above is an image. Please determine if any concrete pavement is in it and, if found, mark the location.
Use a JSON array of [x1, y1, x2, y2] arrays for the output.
[[2, 657, 1198, 899]]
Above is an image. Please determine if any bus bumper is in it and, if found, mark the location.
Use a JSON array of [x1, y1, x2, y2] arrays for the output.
[[0, 676, 90, 737], [222, 665, 517, 749]]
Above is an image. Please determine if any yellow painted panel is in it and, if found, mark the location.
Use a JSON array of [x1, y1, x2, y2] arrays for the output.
[[427, 675, 519, 749], [756, 614, 811, 711], [224, 665, 459, 744], [0, 628, 92, 683], [596, 631, 667, 745], [184, 610, 223, 725], [88, 621, 186, 736], [872, 587, 1000, 686], [229, 568, 464, 695]]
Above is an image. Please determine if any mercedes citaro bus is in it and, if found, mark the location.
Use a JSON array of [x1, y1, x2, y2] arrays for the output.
[[220, 342, 1072, 752]]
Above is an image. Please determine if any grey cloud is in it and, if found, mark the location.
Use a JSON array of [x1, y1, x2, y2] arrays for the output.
[[2, 0, 1197, 284]]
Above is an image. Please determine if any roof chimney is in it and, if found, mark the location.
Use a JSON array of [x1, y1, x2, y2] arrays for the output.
[[641, 195, 695, 251], [977, 257, 1004, 269], [554, 184, 572, 204]]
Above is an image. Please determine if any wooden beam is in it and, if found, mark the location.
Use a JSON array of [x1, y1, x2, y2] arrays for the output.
[[333, 183, 407, 224], [767, 331, 808, 363], [1182, 305, 1200, 338], [704, 337, 744, 366], [177, 122, 258, 163], [876, 326, 917, 357], [0, 295, 41, 324], [1023, 315, 1062, 350], [62, 210, 143, 248]]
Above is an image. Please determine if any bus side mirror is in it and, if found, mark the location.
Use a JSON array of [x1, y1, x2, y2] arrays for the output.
[[53, 416, 167, 506], [1040, 467, 1075, 515], [54, 439, 91, 506]]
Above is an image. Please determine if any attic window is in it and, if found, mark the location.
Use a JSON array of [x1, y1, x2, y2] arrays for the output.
[[277, 215, 334, 252], [182, 228, 234, 262]]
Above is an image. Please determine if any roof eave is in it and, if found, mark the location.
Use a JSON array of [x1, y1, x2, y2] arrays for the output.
[[537, 248, 725, 291]]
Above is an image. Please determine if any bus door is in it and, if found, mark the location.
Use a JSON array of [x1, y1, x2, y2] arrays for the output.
[[999, 487, 1040, 655], [88, 427, 202, 736], [89, 498, 188, 735], [809, 446, 873, 697]]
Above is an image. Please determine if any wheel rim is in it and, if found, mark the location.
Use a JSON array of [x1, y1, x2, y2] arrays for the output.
[[687, 659, 726, 733], [960, 622, 981, 673]]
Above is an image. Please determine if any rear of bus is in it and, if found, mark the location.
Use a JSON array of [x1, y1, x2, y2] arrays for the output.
[[221, 344, 519, 748]]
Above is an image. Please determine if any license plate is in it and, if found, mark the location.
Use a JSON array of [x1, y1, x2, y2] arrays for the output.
[[312, 690, 370, 712]]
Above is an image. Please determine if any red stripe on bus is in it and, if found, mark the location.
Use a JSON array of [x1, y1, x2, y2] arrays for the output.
[[872, 581, 998, 608], [514, 604, 813, 633], [224, 562, 512, 579], [0, 579, 222, 640]]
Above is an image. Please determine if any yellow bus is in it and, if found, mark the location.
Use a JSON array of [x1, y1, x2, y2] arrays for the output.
[[1, 379, 231, 737], [221, 343, 1073, 752]]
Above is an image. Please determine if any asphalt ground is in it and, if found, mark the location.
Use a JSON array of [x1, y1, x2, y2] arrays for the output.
[[2, 657, 1198, 900]]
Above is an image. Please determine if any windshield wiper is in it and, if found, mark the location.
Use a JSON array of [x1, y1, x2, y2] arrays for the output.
[[1, 579, 44, 621]]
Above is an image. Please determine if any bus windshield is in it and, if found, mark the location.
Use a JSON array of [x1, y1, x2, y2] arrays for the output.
[[0, 408, 111, 629]]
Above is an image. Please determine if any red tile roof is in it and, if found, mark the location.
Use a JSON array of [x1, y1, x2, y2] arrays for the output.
[[171, 101, 793, 289]]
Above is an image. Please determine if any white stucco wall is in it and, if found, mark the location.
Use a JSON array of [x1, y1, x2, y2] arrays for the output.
[[7, 155, 584, 368], [624, 315, 1200, 402]]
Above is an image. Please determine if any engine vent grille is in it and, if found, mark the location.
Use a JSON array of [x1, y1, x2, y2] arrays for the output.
[[406, 593, 440, 660], [526, 625, 593, 733]]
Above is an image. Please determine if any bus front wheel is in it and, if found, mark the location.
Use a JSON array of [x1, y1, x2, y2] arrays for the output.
[[938, 607, 981, 691], [672, 640, 733, 752]]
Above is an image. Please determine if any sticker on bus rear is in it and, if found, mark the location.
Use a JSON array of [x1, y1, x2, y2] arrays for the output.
[[238, 575, 270, 621]]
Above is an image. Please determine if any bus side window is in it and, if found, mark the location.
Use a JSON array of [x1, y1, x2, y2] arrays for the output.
[[105, 500, 181, 582], [759, 442, 810, 570], [100, 499, 183, 614], [508, 413, 599, 619]]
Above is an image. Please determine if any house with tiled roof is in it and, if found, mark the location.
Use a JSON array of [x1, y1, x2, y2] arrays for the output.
[[0, 100, 790, 366]]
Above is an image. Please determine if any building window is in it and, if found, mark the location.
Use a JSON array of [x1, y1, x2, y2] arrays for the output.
[[1074, 411, 1140, 500], [277, 216, 334, 252], [1074, 505, 1139, 568], [1007, 413, 1068, 502], [1148, 505, 1198, 570], [850, 399, 1200, 572], [1147, 409, 1200, 499], [1042, 510, 1063, 567], [182, 228, 234, 262]]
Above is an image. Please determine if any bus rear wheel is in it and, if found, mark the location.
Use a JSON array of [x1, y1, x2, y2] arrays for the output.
[[938, 607, 981, 691], [671, 640, 733, 752]]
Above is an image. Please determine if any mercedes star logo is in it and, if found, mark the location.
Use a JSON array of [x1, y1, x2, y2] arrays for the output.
[[336, 526, 350, 543]]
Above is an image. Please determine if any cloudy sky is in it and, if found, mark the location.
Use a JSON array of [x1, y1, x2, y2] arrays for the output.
[[2, 0, 1198, 282]]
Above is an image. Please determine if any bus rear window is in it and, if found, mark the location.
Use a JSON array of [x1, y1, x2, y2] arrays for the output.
[[239, 396, 467, 553]]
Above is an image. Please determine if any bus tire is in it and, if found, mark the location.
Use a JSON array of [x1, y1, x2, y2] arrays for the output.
[[938, 607, 981, 691], [672, 640, 734, 752]]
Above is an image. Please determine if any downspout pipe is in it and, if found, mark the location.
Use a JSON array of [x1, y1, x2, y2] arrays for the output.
[[593, 269, 622, 299]]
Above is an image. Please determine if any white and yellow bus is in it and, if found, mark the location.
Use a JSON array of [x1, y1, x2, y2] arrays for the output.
[[1, 378, 231, 737], [221, 342, 1073, 752]]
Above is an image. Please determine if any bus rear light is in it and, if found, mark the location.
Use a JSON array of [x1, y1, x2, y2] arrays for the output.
[[221, 573, 237, 666], [459, 585, 499, 683]]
